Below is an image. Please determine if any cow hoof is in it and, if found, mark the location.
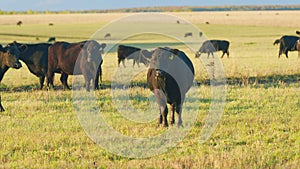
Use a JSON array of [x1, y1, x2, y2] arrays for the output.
[[177, 122, 183, 128]]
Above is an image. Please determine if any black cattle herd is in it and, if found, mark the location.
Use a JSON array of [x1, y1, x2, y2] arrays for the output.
[[0, 31, 299, 127]]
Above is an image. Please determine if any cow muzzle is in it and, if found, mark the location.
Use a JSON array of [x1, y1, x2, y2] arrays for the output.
[[14, 61, 22, 69], [155, 70, 166, 79]]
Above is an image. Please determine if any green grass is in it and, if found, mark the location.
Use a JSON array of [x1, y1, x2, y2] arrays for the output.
[[0, 15, 300, 168]]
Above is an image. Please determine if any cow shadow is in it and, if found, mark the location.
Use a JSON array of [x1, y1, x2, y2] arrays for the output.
[[196, 73, 300, 88], [1, 73, 299, 93]]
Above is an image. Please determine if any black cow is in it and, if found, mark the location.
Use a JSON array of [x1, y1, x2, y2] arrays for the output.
[[117, 45, 150, 68], [275, 35, 299, 58], [17, 21, 22, 26], [146, 47, 194, 127], [195, 40, 230, 58], [296, 31, 300, 35], [9, 42, 53, 89], [47, 40, 105, 91]]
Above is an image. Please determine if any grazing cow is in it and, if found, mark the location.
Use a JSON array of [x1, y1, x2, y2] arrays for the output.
[[176, 20, 180, 24], [47, 40, 105, 91], [59, 43, 106, 90], [273, 39, 280, 45], [147, 47, 194, 127], [49, 23, 54, 26], [199, 32, 203, 37], [104, 33, 111, 38], [8, 42, 53, 89], [276, 35, 299, 58], [184, 32, 192, 38], [296, 31, 300, 35], [17, 21, 22, 26], [117, 45, 150, 68], [47, 37, 56, 43], [195, 40, 230, 58]]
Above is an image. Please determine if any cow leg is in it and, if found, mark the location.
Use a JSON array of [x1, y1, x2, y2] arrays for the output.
[[122, 60, 126, 68], [95, 69, 101, 90], [39, 76, 45, 90], [46, 72, 55, 89], [195, 51, 200, 58], [176, 104, 183, 127], [227, 51, 230, 58], [170, 103, 175, 125], [161, 105, 168, 127], [285, 51, 289, 58], [83, 75, 91, 92], [221, 52, 225, 58], [60, 74, 70, 90], [118, 58, 121, 67], [0, 96, 5, 112], [158, 113, 163, 125], [133, 60, 135, 67]]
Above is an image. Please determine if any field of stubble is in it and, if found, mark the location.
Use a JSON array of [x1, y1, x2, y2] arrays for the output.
[[0, 11, 299, 168]]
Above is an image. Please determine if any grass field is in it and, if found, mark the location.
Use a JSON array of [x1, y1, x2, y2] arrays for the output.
[[0, 11, 300, 168]]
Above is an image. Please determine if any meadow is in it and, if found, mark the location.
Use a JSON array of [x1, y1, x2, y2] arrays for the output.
[[0, 11, 299, 168]]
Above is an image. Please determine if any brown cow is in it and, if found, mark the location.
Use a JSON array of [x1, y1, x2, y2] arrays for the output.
[[104, 33, 111, 38], [184, 32, 192, 38], [47, 40, 105, 91], [0, 42, 24, 81], [0, 43, 26, 112], [146, 47, 194, 127]]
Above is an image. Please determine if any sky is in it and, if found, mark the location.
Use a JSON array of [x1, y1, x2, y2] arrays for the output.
[[0, 0, 299, 11]]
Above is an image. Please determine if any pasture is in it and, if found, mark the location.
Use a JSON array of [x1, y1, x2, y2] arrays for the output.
[[0, 11, 300, 168]]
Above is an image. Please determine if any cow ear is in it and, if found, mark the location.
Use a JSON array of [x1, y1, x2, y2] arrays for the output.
[[80, 43, 86, 49], [169, 54, 175, 60], [171, 49, 179, 55], [100, 43, 106, 48], [141, 50, 153, 59], [99, 43, 106, 54], [18, 44, 28, 53]]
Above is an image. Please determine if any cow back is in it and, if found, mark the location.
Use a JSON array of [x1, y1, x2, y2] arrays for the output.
[[280, 36, 299, 51]]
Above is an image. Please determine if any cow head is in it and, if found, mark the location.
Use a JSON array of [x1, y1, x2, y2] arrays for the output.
[[140, 49, 153, 66], [1, 42, 26, 69], [81, 40, 103, 63], [148, 48, 181, 87]]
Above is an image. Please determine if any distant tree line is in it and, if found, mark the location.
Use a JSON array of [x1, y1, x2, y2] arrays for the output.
[[0, 5, 300, 15]]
